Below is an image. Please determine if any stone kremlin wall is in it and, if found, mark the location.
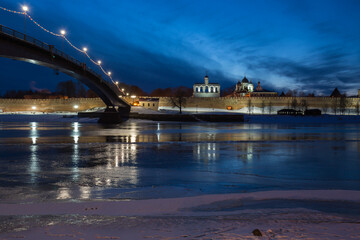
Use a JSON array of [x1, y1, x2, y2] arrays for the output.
[[0, 96, 359, 113], [0, 98, 106, 113], [159, 96, 360, 113]]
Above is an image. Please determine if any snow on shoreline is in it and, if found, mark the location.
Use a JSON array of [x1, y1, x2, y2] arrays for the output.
[[1, 190, 360, 239], [1, 189, 360, 217]]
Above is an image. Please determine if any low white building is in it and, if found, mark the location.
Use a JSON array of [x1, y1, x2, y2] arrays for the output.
[[193, 75, 220, 97]]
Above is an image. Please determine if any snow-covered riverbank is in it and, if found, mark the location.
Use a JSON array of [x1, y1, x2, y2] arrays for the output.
[[1, 190, 360, 239]]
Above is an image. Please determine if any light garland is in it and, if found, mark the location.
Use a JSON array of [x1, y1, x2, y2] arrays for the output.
[[0, 5, 124, 93], [0, 6, 24, 14]]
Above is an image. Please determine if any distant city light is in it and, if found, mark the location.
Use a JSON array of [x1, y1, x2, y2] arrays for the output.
[[22, 6, 28, 12], [126, 93, 129, 96], [74, 105, 79, 109], [131, 95, 136, 99], [60, 30, 66, 35], [31, 106, 36, 110]]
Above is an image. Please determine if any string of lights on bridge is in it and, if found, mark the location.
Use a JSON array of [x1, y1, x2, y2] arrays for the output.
[[0, 5, 127, 95]]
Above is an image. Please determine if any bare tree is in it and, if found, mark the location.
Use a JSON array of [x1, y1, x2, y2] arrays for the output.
[[322, 102, 329, 114], [331, 98, 339, 115], [339, 96, 349, 115], [169, 89, 187, 114], [268, 101, 273, 114], [291, 98, 298, 110], [293, 90, 298, 97], [261, 100, 265, 114], [285, 90, 293, 97], [247, 98, 253, 114], [300, 99, 308, 112]]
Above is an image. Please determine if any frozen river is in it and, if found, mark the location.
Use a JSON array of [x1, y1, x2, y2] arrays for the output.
[[0, 117, 360, 203]]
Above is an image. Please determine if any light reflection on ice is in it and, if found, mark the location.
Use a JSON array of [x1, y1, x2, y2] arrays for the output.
[[72, 122, 80, 180], [29, 122, 38, 144], [29, 145, 39, 184], [72, 122, 80, 144], [80, 186, 91, 199], [72, 144, 79, 181], [57, 188, 71, 200], [194, 143, 219, 162]]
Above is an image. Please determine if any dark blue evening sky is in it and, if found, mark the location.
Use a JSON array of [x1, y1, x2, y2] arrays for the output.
[[0, 0, 360, 95]]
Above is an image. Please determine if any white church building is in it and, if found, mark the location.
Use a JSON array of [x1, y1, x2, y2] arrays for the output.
[[193, 74, 220, 97]]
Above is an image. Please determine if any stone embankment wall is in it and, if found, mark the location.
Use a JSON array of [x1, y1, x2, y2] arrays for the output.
[[159, 96, 360, 113], [0, 98, 106, 112], [1, 96, 359, 113]]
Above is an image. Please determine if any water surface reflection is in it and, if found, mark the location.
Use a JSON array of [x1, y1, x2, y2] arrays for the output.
[[0, 120, 359, 202]]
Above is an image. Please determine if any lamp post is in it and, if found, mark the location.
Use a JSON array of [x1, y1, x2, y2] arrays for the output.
[[22, 6, 28, 36], [60, 30, 66, 55], [82, 47, 87, 63]]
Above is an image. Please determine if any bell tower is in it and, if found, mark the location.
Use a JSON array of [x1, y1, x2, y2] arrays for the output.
[[204, 74, 209, 85]]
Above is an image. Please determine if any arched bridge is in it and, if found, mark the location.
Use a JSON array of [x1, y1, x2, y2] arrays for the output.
[[0, 25, 130, 111]]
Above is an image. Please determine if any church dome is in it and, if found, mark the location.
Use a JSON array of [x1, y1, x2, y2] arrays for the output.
[[241, 76, 249, 83]]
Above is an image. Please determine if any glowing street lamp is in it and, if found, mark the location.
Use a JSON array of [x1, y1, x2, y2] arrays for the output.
[[115, 81, 119, 85], [121, 88, 125, 92], [108, 71, 111, 76], [22, 6, 29, 35], [60, 30, 66, 53], [82, 47, 87, 63], [97, 60, 102, 65]]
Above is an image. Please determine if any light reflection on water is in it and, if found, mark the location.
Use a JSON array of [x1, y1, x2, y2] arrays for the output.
[[0, 120, 360, 202]]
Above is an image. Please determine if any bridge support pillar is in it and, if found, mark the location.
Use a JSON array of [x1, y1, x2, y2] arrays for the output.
[[98, 106, 130, 124]]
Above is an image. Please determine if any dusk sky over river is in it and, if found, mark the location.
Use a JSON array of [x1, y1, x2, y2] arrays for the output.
[[1, 1, 360, 238], [0, 0, 360, 95]]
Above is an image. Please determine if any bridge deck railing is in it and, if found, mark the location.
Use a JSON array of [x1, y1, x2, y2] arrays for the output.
[[0, 25, 116, 89]]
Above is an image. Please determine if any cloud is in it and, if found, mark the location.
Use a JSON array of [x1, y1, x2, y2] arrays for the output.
[[246, 46, 360, 95]]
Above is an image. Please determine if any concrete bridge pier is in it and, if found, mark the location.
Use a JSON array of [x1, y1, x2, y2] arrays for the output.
[[97, 106, 130, 124]]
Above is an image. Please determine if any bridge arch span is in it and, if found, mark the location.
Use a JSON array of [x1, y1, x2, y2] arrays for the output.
[[0, 25, 130, 110]]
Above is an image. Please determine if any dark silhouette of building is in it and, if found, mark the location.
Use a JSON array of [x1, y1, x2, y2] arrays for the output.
[[330, 88, 342, 97]]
